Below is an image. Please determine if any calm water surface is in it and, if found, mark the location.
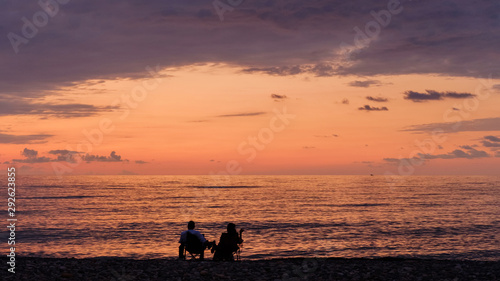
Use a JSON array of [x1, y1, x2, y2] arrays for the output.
[[2, 175, 499, 260]]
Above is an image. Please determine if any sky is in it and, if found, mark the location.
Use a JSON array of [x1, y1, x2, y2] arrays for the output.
[[1, 0, 500, 176]]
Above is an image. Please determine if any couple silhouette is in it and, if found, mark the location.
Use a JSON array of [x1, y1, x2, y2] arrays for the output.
[[178, 221, 244, 261]]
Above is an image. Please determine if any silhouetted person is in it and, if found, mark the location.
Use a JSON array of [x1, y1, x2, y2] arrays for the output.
[[178, 221, 213, 260], [213, 223, 244, 261]]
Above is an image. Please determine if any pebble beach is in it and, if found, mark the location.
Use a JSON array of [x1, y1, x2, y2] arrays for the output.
[[3, 257, 499, 281]]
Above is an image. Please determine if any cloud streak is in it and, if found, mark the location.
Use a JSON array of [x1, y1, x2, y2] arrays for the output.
[[349, 80, 381, 88], [384, 147, 490, 163], [404, 90, 476, 102], [0, 99, 119, 119], [271, 94, 288, 101], [402, 117, 500, 133], [9, 149, 129, 164], [0, 133, 52, 144], [358, 105, 388, 111], [216, 112, 266, 118], [366, 96, 388, 102]]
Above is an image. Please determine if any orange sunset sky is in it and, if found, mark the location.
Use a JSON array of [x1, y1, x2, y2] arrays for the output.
[[1, 0, 500, 175]]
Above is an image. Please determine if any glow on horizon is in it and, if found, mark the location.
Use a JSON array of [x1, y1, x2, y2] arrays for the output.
[[1, 64, 499, 176]]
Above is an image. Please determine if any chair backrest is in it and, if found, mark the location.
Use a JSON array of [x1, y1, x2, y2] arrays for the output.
[[219, 233, 240, 252], [185, 231, 203, 253]]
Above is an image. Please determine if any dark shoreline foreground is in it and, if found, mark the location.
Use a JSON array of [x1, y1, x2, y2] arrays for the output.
[[3, 257, 499, 281]]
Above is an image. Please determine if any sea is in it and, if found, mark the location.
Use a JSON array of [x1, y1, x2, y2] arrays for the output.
[[2, 175, 499, 261]]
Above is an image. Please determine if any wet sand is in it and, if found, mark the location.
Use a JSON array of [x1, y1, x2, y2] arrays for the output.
[[3, 257, 499, 280]]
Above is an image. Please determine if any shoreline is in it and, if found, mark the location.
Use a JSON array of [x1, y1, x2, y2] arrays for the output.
[[3, 257, 499, 280]]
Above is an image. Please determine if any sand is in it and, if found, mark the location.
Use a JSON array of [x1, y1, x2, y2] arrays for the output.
[[2, 257, 499, 281]]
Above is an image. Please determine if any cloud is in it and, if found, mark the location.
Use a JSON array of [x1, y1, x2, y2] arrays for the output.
[[366, 96, 388, 102], [404, 90, 476, 102], [9, 148, 133, 164], [384, 147, 490, 163], [49, 150, 81, 163], [0, 133, 52, 144], [358, 105, 388, 111], [315, 134, 339, 138], [303, 146, 316, 149], [22, 148, 38, 158], [341, 99, 349, 105], [482, 136, 500, 148], [216, 112, 266, 118], [0, 99, 118, 119], [12, 148, 52, 163], [481, 141, 500, 148], [425, 147, 490, 159], [271, 94, 288, 101], [484, 135, 500, 142], [402, 117, 500, 133], [349, 80, 381, 88], [83, 151, 124, 162], [0, 0, 499, 111], [493, 84, 500, 91], [135, 160, 148, 164], [49, 150, 80, 155]]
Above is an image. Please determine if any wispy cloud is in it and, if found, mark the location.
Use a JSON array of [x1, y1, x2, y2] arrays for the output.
[[216, 112, 266, 118], [10, 149, 129, 164], [404, 90, 476, 102], [0, 133, 52, 144], [358, 105, 388, 111], [349, 80, 381, 88], [424, 147, 490, 160], [315, 134, 339, 138], [271, 94, 288, 101], [384, 146, 490, 163], [402, 117, 500, 133], [0, 99, 118, 119], [366, 96, 388, 102]]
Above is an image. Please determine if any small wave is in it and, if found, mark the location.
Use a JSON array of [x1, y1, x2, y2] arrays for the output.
[[340, 203, 391, 207], [24, 185, 66, 188], [189, 185, 261, 189], [21, 195, 101, 200]]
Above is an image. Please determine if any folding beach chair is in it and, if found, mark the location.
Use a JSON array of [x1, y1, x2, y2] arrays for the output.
[[212, 233, 243, 261], [183, 232, 205, 260]]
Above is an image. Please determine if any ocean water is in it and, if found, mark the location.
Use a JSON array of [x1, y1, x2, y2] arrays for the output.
[[2, 175, 499, 261]]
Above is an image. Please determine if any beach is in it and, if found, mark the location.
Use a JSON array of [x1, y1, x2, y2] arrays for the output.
[[3, 257, 499, 281]]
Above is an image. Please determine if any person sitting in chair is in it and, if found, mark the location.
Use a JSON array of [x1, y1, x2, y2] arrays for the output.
[[213, 223, 244, 261], [178, 221, 213, 260]]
